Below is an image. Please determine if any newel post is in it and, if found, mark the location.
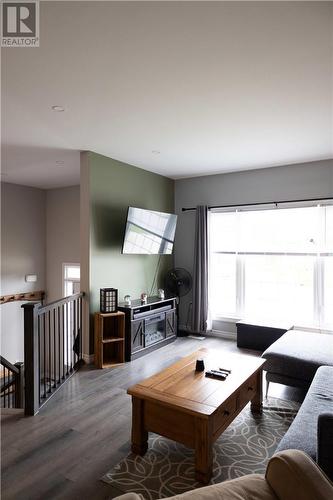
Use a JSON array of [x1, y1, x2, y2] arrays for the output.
[[22, 302, 40, 416]]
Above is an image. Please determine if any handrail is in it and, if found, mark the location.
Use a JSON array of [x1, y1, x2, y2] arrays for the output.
[[0, 356, 19, 374], [37, 292, 84, 314], [0, 290, 45, 305]]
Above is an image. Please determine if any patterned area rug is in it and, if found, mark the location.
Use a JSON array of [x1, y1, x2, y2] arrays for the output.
[[102, 397, 299, 499]]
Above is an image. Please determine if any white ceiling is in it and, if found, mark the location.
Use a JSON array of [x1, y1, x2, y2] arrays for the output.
[[2, 1, 333, 189]]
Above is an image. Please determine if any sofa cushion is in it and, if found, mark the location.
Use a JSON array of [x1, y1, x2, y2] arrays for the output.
[[113, 475, 277, 500], [262, 331, 333, 383], [276, 366, 333, 459]]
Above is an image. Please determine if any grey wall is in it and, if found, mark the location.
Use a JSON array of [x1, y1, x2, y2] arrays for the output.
[[1, 183, 46, 362], [174, 159, 333, 329], [46, 186, 80, 302]]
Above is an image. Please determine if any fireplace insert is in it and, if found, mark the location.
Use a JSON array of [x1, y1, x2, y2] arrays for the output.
[[118, 296, 177, 360]]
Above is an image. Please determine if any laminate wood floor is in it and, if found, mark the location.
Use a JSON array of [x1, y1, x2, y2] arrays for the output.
[[1, 336, 305, 500]]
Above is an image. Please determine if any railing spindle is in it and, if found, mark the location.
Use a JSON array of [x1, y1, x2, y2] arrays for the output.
[[79, 297, 83, 361], [53, 308, 56, 388], [62, 304, 65, 380], [70, 301, 72, 370], [14, 376, 16, 408], [70, 302, 73, 372], [66, 303, 69, 376], [7, 367, 9, 408], [37, 316, 41, 404], [15, 362, 24, 408], [5, 367, 7, 408], [7, 368, 9, 408], [43, 313, 46, 399], [48, 311, 51, 393], [73, 299, 77, 367], [13, 372, 15, 407], [58, 306, 61, 383]]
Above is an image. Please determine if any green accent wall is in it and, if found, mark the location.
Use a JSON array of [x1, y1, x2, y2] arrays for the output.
[[88, 152, 175, 352]]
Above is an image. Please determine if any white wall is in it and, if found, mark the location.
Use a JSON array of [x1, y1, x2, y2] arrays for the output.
[[1, 183, 80, 363], [174, 159, 333, 331], [46, 186, 80, 302], [1, 183, 46, 363]]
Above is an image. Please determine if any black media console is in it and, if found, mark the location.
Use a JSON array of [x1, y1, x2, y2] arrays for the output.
[[118, 296, 177, 361]]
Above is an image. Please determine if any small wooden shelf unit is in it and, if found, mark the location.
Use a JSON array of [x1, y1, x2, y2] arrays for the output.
[[94, 311, 125, 368]]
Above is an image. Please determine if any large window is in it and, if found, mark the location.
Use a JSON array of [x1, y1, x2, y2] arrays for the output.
[[209, 205, 333, 328]]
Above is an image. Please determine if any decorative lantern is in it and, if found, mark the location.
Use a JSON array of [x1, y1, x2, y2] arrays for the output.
[[100, 288, 118, 313]]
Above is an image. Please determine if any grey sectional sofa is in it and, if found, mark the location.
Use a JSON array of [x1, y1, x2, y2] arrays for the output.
[[276, 365, 333, 481], [262, 330, 333, 392], [261, 331, 333, 481]]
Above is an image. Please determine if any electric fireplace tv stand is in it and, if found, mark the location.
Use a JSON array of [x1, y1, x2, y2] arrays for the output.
[[118, 296, 177, 361]]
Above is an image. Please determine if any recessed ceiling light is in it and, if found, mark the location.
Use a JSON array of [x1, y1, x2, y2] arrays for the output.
[[152, 150, 160, 154], [52, 105, 65, 112]]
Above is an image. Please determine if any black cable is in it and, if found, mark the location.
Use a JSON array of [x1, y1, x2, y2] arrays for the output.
[[149, 254, 162, 297]]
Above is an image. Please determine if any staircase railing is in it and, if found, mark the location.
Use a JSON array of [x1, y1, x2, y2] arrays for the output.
[[0, 356, 24, 408], [22, 292, 84, 416]]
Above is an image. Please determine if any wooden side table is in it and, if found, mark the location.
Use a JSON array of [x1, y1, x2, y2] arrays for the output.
[[94, 311, 125, 368]]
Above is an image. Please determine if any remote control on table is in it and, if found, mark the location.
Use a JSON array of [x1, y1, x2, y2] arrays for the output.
[[211, 369, 229, 376], [205, 370, 227, 380]]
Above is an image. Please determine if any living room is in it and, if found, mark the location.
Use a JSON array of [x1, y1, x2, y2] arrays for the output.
[[1, 1, 333, 499]]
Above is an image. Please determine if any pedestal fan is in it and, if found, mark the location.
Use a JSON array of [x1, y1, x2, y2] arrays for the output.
[[164, 268, 192, 334]]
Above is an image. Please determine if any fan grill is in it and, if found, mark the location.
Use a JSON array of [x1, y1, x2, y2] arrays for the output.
[[164, 268, 192, 297]]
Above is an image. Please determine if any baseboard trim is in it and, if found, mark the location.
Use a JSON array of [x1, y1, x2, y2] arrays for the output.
[[207, 329, 237, 340], [83, 353, 94, 364], [292, 325, 333, 335], [179, 324, 236, 341]]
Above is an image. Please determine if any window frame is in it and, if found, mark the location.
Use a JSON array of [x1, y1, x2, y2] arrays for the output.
[[209, 203, 333, 328], [63, 263, 80, 298]]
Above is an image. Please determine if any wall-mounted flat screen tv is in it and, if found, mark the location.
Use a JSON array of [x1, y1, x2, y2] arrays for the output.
[[122, 207, 177, 254]]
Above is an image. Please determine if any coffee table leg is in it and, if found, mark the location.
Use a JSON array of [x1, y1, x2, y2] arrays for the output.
[[251, 368, 263, 414], [195, 418, 213, 484], [131, 397, 148, 455]]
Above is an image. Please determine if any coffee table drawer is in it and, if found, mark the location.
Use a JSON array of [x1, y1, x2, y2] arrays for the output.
[[213, 397, 237, 437], [238, 373, 257, 409], [144, 400, 196, 448]]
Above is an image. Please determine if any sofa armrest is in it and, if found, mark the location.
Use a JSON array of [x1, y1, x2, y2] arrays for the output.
[[318, 412, 333, 481], [266, 450, 333, 500]]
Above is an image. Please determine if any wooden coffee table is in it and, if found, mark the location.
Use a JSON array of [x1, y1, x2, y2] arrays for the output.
[[127, 348, 265, 483]]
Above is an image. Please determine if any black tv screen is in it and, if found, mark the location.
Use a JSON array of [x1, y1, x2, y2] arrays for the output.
[[122, 207, 177, 254]]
